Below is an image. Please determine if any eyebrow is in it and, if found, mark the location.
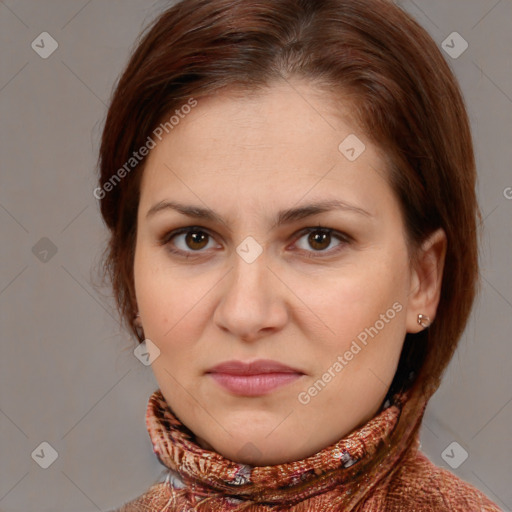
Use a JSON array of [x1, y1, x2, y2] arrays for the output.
[[146, 199, 372, 231]]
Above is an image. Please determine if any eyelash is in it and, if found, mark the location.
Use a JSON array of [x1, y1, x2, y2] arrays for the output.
[[158, 225, 353, 260]]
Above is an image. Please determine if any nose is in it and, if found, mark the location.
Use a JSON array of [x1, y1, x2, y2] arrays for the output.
[[213, 245, 288, 343]]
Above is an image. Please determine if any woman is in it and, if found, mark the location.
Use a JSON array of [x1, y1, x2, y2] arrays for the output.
[[96, 0, 502, 510]]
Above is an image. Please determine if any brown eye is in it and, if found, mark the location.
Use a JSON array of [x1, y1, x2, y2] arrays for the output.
[[294, 227, 351, 259], [162, 227, 217, 256], [162, 225, 351, 260], [184, 230, 209, 250], [307, 229, 332, 251]]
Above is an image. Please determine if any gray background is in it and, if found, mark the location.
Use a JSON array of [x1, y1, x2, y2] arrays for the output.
[[0, 1, 511, 510]]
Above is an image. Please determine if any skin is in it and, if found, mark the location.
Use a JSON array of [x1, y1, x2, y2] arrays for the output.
[[133, 79, 446, 465]]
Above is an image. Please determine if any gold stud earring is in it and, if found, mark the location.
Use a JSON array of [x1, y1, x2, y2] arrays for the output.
[[417, 314, 431, 328]]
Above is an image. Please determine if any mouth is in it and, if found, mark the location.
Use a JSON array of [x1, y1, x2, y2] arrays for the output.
[[205, 359, 305, 396]]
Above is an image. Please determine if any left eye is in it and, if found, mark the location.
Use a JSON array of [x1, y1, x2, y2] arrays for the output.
[[293, 227, 349, 255]]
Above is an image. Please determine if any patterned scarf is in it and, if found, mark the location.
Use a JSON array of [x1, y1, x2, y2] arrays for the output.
[[127, 386, 426, 511]]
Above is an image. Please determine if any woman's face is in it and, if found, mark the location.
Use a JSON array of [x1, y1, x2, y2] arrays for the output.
[[133, 80, 421, 465]]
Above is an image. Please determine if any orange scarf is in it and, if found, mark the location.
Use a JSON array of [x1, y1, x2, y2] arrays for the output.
[[113, 386, 502, 511]]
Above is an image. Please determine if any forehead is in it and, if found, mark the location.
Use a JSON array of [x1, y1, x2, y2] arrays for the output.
[[139, 80, 394, 218], [180, 83, 351, 148]]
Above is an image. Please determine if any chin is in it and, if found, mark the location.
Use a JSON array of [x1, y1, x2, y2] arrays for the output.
[[221, 444, 300, 466], [202, 430, 312, 466]]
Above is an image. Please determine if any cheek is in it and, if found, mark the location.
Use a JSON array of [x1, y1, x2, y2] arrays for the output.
[[133, 248, 215, 349], [297, 260, 407, 345], [134, 247, 181, 338]]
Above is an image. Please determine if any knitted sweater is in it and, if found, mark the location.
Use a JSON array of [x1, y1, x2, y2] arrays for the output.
[[110, 386, 502, 511]]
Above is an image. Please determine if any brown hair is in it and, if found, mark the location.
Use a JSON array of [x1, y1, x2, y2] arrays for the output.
[[96, 0, 480, 397]]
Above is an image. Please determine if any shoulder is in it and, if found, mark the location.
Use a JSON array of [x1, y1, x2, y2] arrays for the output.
[[375, 450, 503, 512], [107, 482, 170, 512]]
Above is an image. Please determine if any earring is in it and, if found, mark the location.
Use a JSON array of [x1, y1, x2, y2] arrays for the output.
[[417, 314, 431, 328], [134, 312, 144, 340]]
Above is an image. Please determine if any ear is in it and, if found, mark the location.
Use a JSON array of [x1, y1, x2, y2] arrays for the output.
[[406, 228, 447, 333]]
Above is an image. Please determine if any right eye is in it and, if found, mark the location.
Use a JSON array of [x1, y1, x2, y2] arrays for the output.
[[160, 226, 220, 257]]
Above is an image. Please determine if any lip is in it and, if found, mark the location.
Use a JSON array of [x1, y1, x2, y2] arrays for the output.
[[206, 359, 305, 396]]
